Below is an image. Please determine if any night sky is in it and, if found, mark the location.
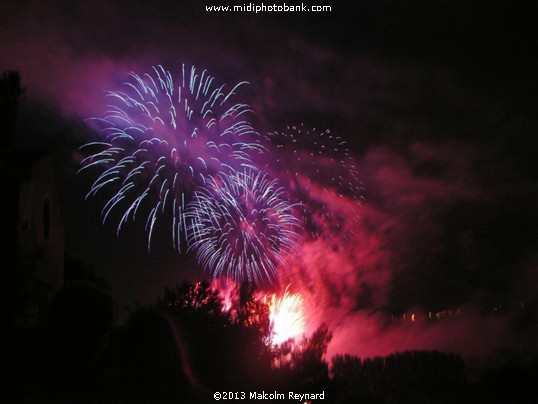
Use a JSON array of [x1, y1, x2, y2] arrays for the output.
[[2, 0, 537, 359]]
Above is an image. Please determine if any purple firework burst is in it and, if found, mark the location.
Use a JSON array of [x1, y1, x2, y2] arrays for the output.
[[187, 169, 301, 284], [79, 64, 264, 251]]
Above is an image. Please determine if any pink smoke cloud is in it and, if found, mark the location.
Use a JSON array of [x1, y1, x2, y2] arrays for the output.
[[277, 140, 536, 361]]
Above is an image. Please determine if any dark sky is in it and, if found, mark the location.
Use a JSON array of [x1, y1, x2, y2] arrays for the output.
[[2, 0, 537, 358]]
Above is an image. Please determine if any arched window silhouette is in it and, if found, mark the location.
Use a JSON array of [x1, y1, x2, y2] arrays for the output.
[[43, 199, 51, 241]]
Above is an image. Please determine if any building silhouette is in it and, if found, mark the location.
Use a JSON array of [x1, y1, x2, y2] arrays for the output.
[[2, 149, 64, 327]]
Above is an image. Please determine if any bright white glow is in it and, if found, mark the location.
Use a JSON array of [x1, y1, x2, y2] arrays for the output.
[[268, 288, 306, 344]]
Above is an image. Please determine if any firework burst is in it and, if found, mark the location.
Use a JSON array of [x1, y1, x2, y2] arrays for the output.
[[78, 64, 263, 251], [187, 169, 301, 284], [267, 287, 306, 345], [264, 124, 363, 242]]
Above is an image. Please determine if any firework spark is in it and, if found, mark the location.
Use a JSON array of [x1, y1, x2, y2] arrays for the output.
[[187, 169, 301, 284], [264, 124, 363, 242], [211, 280, 307, 345], [267, 288, 306, 344], [79, 64, 263, 251]]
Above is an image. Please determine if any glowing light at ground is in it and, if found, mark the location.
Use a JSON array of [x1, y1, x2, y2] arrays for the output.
[[267, 288, 306, 344]]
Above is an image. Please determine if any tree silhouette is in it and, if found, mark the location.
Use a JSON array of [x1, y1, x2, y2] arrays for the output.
[[272, 322, 333, 392], [157, 281, 273, 391], [330, 354, 373, 402], [329, 350, 467, 404], [236, 282, 271, 339], [160, 280, 225, 317]]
